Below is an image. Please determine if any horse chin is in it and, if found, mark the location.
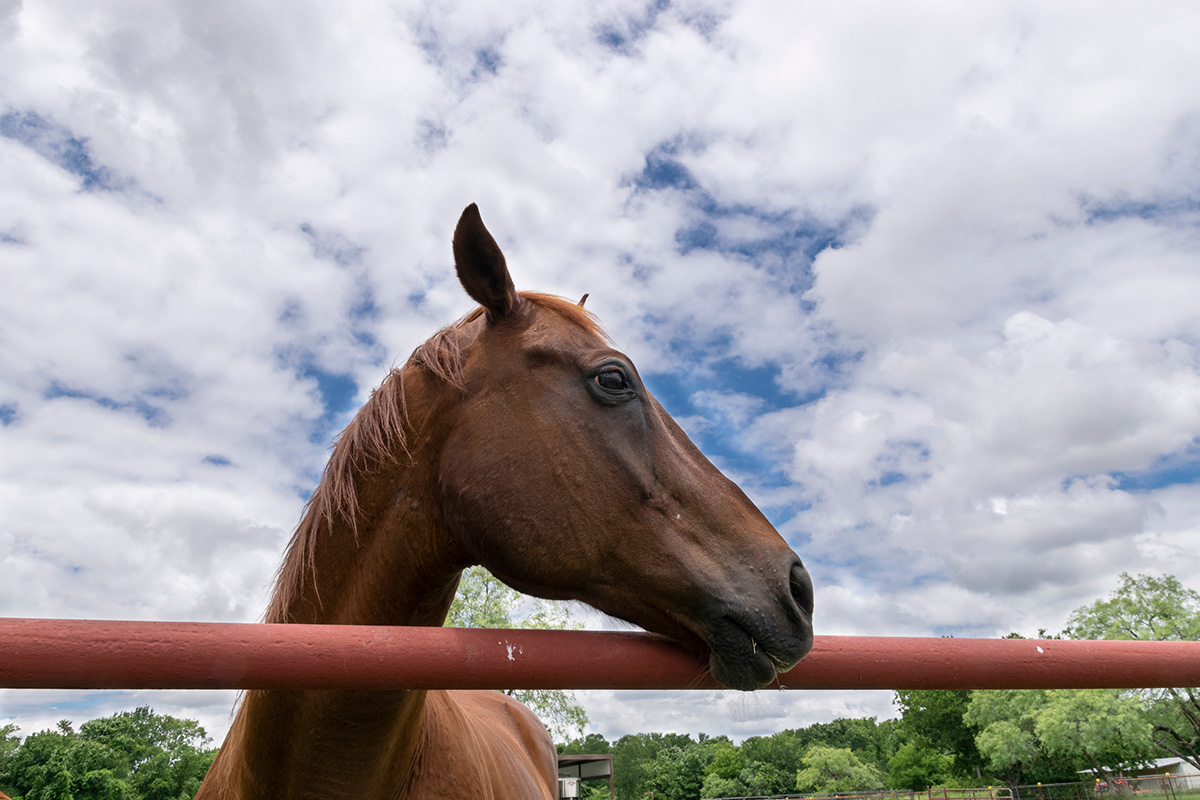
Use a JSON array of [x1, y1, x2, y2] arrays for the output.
[[704, 616, 814, 691], [707, 648, 781, 691]]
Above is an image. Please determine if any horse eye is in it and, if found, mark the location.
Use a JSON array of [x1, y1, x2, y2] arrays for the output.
[[594, 369, 629, 393]]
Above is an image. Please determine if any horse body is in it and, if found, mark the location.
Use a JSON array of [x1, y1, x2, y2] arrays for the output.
[[197, 205, 813, 799]]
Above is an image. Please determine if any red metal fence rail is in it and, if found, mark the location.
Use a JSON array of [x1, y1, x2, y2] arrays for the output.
[[2, 618, 1198, 691]]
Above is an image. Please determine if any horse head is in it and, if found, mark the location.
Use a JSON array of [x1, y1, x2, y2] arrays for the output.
[[435, 204, 813, 690]]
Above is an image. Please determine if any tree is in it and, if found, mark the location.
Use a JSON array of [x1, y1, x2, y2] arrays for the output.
[[704, 745, 743, 781], [1064, 572, 1200, 771], [738, 759, 788, 796], [0, 708, 215, 800], [447, 566, 589, 740], [559, 732, 612, 756], [582, 733, 705, 800], [801, 717, 898, 773], [0, 724, 19, 778], [1035, 690, 1153, 777], [699, 745, 746, 799], [888, 740, 953, 790], [794, 746, 883, 793], [608, 733, 668, 800], [740, 729, 806, 782], [643, 743, 709, 800], [965, 690, 1069, 786], [739, 716, 898, 785], [700, 772, 743, 799], [894, 689, 986, 781], [1064, 573, 1200, 642], [965, 689, 1151, 787]]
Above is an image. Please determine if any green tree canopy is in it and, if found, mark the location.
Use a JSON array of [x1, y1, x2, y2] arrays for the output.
[[794, 745, 884, 793], [700, 772, 743, 799], [893, 689, 985, 781], [739, 716, 898, 784], [966, 690, 1068, 786], [0, 708, 215, 800], [1035, 690, 1153, 776], [643, 743, 710, 800], [1064, 573, 1200, 642], [558, 732, 612, 756], [447, 565, 589, 741], [1063, 572, 1200, 772], [609, 733, 673, 800], [888, 740, 954, 791], [965, 688, 1151, 786], [704, 745, 743, 781], [740, 729, 806, 781], [738, 759, 789, 796], [0, 724, 19, 779]]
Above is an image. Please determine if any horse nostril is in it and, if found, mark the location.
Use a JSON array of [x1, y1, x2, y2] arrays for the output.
[[789, 561, 814, 619]]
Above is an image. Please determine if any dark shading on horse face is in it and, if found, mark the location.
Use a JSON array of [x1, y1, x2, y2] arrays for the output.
[[441, 205, 813, 690]]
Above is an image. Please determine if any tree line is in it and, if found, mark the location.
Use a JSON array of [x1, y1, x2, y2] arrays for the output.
[[555, 573, 1200, 799], [2, 572, 1196, 800], [0, 707, 215, 800]]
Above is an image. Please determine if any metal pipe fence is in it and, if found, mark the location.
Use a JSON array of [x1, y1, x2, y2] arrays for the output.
[[3, 618, 1200, 691]]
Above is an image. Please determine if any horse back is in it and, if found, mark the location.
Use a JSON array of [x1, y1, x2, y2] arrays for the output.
[[404, 689, 558, 799]]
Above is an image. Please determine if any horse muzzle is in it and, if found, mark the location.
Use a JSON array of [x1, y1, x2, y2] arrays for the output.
[[704, 559, 814, 691]]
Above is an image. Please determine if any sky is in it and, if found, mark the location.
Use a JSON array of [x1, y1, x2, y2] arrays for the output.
[[2, 0, 1200, 748]]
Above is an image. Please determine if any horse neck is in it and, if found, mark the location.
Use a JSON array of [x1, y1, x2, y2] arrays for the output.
[[205, 371, 468, 800], [272, 463, 463, 627], [271, 360, 468, 627]]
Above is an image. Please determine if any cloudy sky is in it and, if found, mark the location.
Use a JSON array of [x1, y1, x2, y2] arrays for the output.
[[3, 0, 1200, 746]]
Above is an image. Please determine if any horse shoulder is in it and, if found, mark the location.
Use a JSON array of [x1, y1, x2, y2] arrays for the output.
[[401, 689, 557, 800]]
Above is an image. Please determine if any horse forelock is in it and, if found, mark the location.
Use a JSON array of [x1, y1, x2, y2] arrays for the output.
[[267, 292, 607, 622]]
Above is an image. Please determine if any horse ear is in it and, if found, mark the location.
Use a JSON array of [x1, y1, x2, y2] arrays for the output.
[[453, 204, 519, 319], [577, 293, 589, 308]]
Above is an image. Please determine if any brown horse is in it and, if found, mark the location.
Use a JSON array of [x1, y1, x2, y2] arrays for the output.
[[196, 204, 814, 799]]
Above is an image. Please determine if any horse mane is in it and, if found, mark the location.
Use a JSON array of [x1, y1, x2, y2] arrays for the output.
[[266, 292, 605, 622]]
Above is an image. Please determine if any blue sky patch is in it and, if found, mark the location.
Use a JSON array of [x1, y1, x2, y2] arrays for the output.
[[473, 47, 502, 77], [642, 359, 800, 496], [121, 353, 190, 403], [630, 139, 871, 291], [677, 198, 865, 273], [43, 382, 170, 427], [297, 362, 359, 444], [0, 110, 128, 192], [873, 471, 908, 487], [675, 220, 717, 252], [278, 298, 305, 325], [595, 0, 670, 53], [295, 225, 382, 353], [868, 440, 930, 489], [1083, 194, 1200, 225], [417, 120, 449, 153], [635, 144, 698, 192], [1112, 440, 1200, 491], [350, 283, 381, 352], [0, 403, 17, 426], [202, 455, 232, 467], [300, 223, 366, 267]]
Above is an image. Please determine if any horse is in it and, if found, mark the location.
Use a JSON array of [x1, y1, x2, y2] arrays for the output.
[[195, 204, 814, 799]]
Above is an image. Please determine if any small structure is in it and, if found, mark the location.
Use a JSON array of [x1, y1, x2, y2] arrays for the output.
[[1116, 757, 1200, 788], [557, 754, 614, 799]]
